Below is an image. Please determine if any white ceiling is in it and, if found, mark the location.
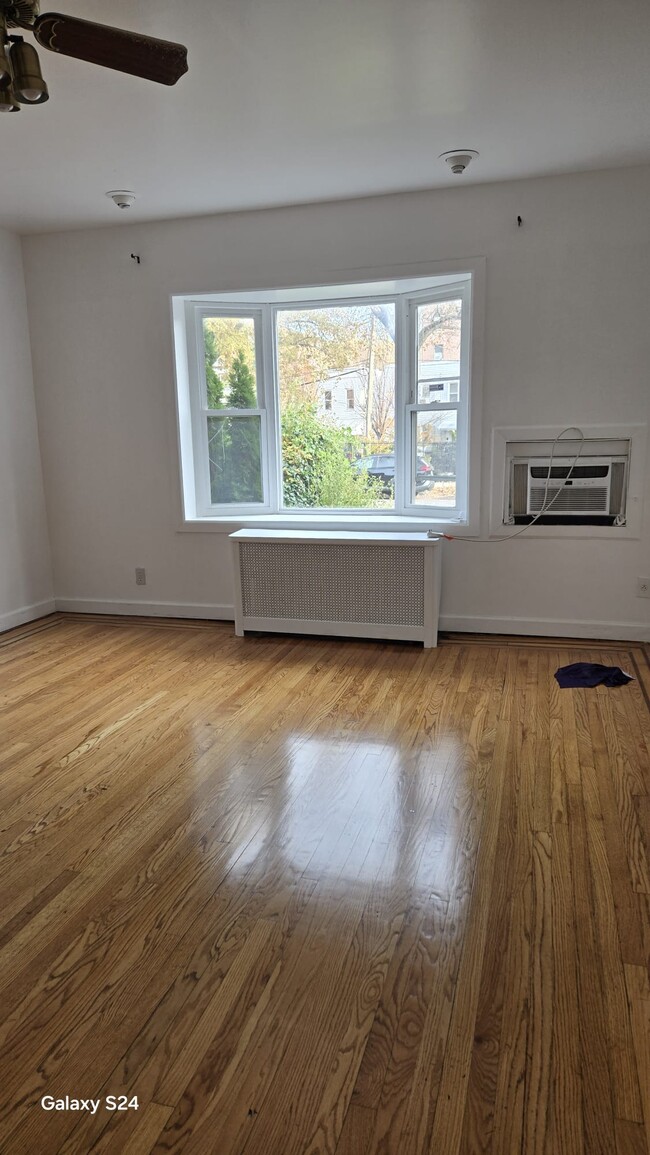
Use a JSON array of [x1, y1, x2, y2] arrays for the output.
[[3, 0, 650, 233]]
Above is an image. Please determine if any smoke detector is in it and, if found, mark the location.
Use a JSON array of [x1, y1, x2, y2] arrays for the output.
[[106, 190, 136, 210], [439, 150, 479, 175]]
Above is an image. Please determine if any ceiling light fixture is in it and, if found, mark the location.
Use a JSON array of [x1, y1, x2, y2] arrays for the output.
[[0, 9, 48, 109], [0, 11, 19, 108], [0, 0, 187, 114], [0, 34, 12, 87], [9, 36, 48, 101], [439, 149, 479, 175], [0, 84, 18, 109]]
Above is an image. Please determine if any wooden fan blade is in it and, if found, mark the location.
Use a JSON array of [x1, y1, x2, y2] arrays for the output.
[[33, 13, 188, 85]]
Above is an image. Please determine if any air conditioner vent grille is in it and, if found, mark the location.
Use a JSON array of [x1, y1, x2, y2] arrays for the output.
[[529, 486, 609, 512], [239, 542, 424, 626]]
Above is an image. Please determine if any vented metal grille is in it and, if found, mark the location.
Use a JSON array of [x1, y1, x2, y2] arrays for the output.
[[610, 461, 625, 514], [529, 486, 608, 512], [239, 542, 424, 626], [511, 463, 528, 516]]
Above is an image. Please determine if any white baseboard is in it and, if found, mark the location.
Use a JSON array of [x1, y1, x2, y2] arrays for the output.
[[45, 601, 649, 643], [55, 598, 235, 621], [0, 598, 56, 634], [439, 614, 650, 643]]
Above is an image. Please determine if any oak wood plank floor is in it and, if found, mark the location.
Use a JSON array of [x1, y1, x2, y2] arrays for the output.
[[0, 614, 649, 1155]]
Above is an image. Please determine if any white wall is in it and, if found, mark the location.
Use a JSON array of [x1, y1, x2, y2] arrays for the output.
[[0, 228, 53, 631], [21, 166, 650, 639]]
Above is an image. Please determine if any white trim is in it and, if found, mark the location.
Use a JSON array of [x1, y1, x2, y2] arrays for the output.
[[176, 514, 462, 532], [236, 617, 430, 645], [40, 602, 648, 643], [173, 259, 485, 528], [230, 536, 245, 637], [193, 306, 271, 517], [489, 423, 647, 539], [461, 258, 485, 530], [229, 528, 434, 543], [393, 293, 408, 511], [186, 269, 474, 305], [171, 298, 197, 521], [55, 599, 235, 620], [439, 614, 650, 642], [263, 303, 282, 513], [0, 599, 56, 633], [403, 281, 471, 515], [422, 545, 440, 648]]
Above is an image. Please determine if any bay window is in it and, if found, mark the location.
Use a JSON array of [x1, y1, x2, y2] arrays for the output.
[[174, 270, 477, 523]]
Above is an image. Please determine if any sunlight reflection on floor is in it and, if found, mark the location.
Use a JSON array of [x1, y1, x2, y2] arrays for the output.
[[222, 732, 466, 899]]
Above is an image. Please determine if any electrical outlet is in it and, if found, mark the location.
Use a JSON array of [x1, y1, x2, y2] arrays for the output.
[[637, 577, 650, 598], [135, 567, 146, 586]]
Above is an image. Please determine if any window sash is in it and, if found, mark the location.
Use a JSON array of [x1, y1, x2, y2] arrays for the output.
[[206, 413, 265, 507], [403, 284, 470, 514], [192, 306, 272, 513], [198, 307, 264, 406], [407, 405, 459, 508], [201, 414, 269, 511]]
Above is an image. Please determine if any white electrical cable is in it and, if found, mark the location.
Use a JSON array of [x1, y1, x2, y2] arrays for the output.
[[429, 426, 586, 543]]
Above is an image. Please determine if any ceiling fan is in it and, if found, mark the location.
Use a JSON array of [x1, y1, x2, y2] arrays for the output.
[[0, 1, 188, 110]]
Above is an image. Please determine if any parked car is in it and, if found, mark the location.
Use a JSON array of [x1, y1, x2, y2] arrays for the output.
[[353, 454, 433, 493]]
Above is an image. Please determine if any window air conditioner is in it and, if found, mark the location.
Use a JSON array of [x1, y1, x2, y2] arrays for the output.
[[509, 455, 628, 524]]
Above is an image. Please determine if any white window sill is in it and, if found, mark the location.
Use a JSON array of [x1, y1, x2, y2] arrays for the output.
[[178, 513, 467, 534]]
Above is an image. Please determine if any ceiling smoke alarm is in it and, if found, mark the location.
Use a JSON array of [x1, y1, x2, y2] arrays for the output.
[[439, 150, 479, 175], [106, 190, 136, 209]]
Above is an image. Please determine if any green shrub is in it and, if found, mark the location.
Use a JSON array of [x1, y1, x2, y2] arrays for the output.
[[281, 405, 383, 508]]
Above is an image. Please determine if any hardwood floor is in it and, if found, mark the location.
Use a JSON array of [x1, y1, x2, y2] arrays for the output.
[[0, 614, 649, 1154]]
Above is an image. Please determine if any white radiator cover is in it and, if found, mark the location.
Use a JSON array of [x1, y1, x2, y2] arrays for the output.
[[230, 530, 443, 647]]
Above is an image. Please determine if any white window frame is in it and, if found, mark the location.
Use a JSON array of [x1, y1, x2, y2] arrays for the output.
[[189, 305, 272, 515], [172, 265, 483, 529], [403, 281, 471, 516]]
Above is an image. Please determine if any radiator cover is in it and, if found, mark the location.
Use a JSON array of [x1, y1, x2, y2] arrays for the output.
[[230, 530, 442, 647]]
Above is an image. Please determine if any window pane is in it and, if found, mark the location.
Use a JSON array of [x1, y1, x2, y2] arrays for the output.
[[202, 316, 257, 408], [414, 410, 457, 506], [416, 299, 462, 402], [207, 415, 263, 504], [276, 304, 396, 509]]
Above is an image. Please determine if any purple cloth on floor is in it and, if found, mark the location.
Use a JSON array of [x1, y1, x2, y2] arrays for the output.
[[554, 662, 633, 688]]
